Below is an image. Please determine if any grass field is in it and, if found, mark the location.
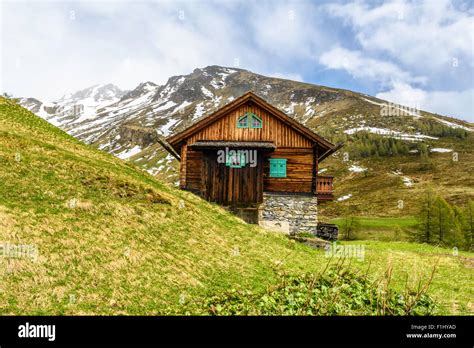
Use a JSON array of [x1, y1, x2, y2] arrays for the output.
[[329, 216, 418, 241], [337, 241, 473, 315], [329, 216, 418, 230], [0, 97, 472, 315]]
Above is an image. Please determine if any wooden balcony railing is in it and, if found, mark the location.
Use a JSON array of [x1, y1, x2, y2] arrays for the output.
[[316, 175, 334, 201]]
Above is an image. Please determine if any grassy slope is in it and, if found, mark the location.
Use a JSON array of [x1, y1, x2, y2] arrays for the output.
[[0, 98, 472, 315], [318, 137, 474, 219], [347, 241, 473, 314], [0, 98, 319, 314]]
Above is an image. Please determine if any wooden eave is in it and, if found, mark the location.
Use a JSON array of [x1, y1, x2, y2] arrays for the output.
[[189, 140, 276, 150]]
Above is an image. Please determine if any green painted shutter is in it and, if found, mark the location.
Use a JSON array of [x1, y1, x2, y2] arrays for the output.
[[269, 158, 287, 178]]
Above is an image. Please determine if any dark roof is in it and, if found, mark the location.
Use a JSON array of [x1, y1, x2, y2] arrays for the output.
[[166, 91, 335, 151], [189, 141, 276, 149]]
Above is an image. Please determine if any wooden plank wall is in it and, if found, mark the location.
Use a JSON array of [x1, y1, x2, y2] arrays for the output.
[[263, 148, 313, 193], [179, 144, 187, 188], [187, 102, 313, 148], [185, 148, 203, 191]]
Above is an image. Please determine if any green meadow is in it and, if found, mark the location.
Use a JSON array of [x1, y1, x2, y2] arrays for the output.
[[0, 98, 472, 315]]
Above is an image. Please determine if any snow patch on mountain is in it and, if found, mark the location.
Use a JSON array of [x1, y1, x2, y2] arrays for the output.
[[209, 67, 237, 89], [117, 145, 142, 159], [337, 193, 352, 201], [194, 102, 205, 119], [201, 86, 214, 99], [20, 84, 126, 131], [349, 165, 367, 173], [160, 119, 179, 136], [433, 117, 473, 131], [344, 127, 438, 141], [402, 176, 414, 187], [361, 97, 384, 107], [391, 170, 414, 187], [430, 147, 453, 153], [154, 100, 177, 112], [174, 101, 192, 113], [282, 102, 298, 115]]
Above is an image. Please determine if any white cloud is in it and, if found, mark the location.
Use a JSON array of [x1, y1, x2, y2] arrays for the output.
[[320, 0, 474, 121], [1, 1, 326, 101], [375, 82, 426, 109], [319, 46, 426, 87], [1, 0, 472, 122], [320, 46, 473, 120], [248, 2, 329, 60], [326, 0, 474, 71], [376, 82, 474, 122], [0, 2, 242, 99]]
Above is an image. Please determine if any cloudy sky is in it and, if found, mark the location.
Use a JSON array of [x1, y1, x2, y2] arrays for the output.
[[1, 0, 473, 121]]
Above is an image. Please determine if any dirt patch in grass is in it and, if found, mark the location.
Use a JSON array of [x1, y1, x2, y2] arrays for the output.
[[0, 206, 15, 231], [459, 256, 474, 269]]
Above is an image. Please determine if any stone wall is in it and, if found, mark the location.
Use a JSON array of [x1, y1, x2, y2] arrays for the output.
[[258, 193, 318, 235]]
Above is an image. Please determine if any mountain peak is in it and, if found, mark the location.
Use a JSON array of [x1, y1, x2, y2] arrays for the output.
[[120, 81, 159, 101], [57, 83, 125, 104]]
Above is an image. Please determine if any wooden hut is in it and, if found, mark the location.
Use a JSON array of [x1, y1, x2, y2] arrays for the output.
[[164, 92, 341, 232]]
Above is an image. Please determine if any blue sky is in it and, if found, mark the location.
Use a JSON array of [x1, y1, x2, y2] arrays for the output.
[[1, 0, 473, 121]]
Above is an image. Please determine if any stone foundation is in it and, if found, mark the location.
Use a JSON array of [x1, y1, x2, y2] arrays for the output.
[[258, 193, 318, 235]]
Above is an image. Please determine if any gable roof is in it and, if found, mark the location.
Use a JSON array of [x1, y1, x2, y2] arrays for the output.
[[166, 91, 335, 151]]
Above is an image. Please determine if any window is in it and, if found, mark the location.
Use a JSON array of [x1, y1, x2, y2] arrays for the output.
[[237, 112, 262, 129], [251, 114, 262, 128], [269, 158, 287, 178], [237, 114, 249, 128], [226, 151, 246, 168]]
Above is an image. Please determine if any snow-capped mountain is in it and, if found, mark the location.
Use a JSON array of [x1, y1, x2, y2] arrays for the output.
[[19, 65, 473, 182], [19, 83, 126, 129]]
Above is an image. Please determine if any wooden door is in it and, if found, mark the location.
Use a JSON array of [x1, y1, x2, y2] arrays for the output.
[[201, 150, 263, 205]]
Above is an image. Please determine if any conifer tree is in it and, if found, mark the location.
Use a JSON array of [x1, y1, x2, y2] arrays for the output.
[[415, 188, 435, 243], [431, 196, 455, 244], [462, 201, 474, 250]]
